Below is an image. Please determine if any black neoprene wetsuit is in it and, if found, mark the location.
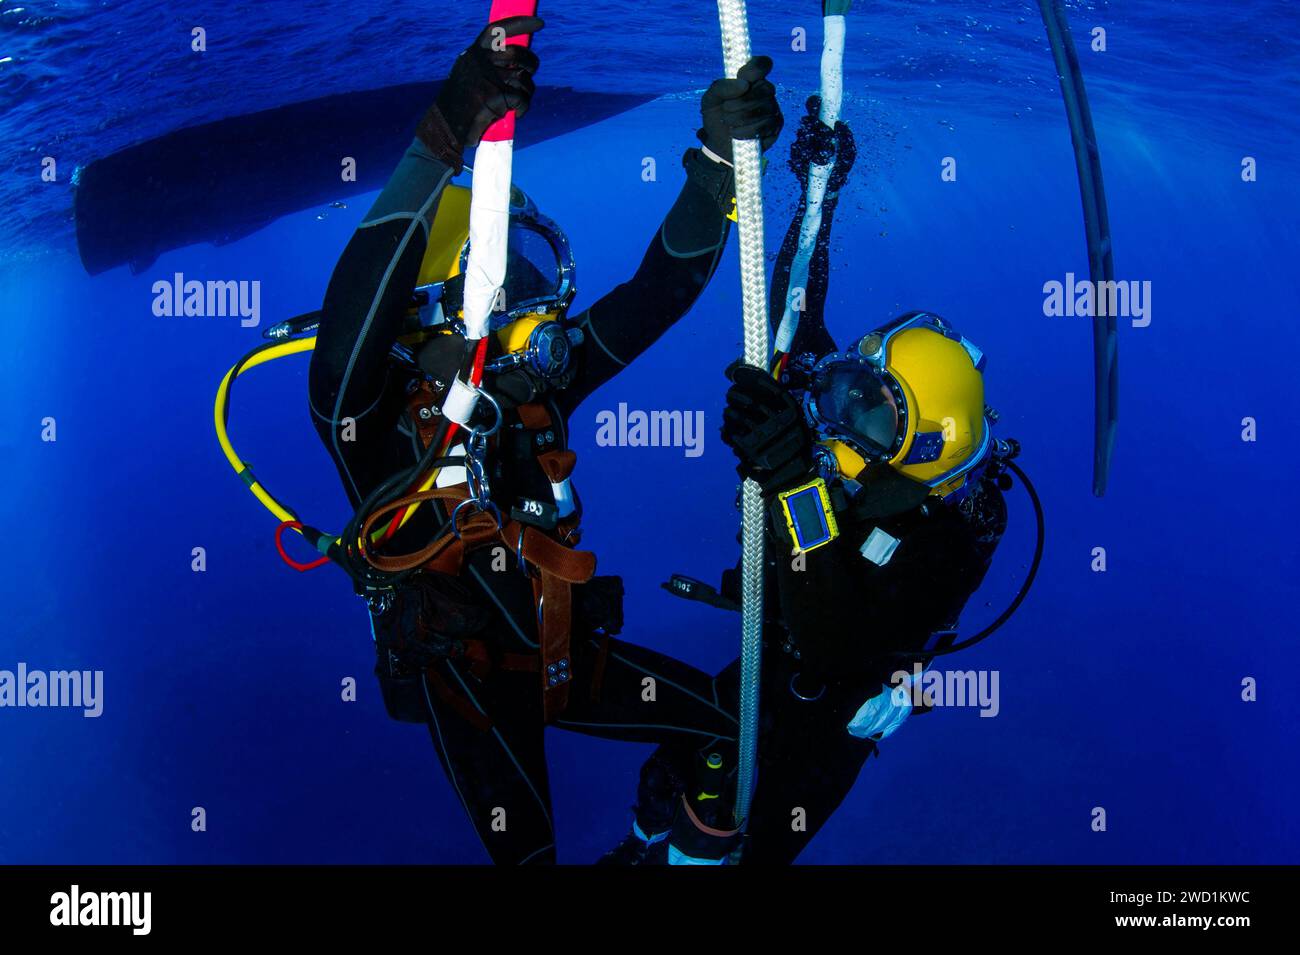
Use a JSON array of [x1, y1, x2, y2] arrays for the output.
[[307, 138, 744, 865], [628, 123, 1009, 865]]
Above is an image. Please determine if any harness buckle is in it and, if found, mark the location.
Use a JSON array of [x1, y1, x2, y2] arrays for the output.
[[450, 497, 502, 537]]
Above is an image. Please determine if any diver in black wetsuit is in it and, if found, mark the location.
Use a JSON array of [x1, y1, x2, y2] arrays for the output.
[[306, 17, 784, 865], [605, 100, 1016, 865]]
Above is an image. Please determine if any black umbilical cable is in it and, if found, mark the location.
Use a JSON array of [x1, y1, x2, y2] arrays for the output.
[[896, 459, 1044, 658]]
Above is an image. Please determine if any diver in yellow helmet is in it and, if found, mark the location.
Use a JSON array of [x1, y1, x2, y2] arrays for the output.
[[798, 309, 995, 502], [301, 15, 785, 867], [605, 105, 1041, 865], [401, 180, 582, 403]]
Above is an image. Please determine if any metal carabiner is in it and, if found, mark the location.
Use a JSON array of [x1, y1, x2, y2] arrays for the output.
[[463, 445, 492, 506], [467, 386, 503, 443], [454, 382, 504, 518], [450, 496, 502, 538]]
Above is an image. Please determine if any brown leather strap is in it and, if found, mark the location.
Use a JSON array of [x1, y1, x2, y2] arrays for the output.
[[536, 571, 574, 722], [514, 523, 596, 583], [407, 380, 445, 447], [358, 486, 494, 574], [459, 640, 542, 675], [535, 450, 582, 543], [515, 519, 595, 723], [516, 403, 552, 430], [362, 502, 595, 584], [537, 449, 576, 483]]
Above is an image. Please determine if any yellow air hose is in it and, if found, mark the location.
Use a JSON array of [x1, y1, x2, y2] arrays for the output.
[[214, 336, 445, 556], [213, 337, 316, 527]]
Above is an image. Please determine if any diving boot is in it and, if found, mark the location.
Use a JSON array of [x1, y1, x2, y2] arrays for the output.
[[598, 823, 670, 866]]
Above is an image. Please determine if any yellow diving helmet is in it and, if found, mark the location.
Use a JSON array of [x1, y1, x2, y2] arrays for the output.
[[805, 312, 993, 500], [412, 183, 579, 381]]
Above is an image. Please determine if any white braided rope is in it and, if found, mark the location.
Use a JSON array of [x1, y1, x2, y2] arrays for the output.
[[716, 0, 768, 830]]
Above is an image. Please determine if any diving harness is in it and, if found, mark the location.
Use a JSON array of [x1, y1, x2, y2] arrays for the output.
[[214, 201, 596, 721]]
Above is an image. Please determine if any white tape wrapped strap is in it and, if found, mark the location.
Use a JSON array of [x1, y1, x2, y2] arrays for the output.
[[442, 375, 480, 427], [775, 160, 834, 353], [819, 14, 847, 122], [777, 13, 847, 355], [463, 138, 514, 342]]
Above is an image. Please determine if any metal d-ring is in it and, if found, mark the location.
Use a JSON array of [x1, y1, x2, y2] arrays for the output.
[[516, 524, 530, 577], [468, 386, 503, 442], [789, 673, 826, 702], [450, 497, 502, 538]]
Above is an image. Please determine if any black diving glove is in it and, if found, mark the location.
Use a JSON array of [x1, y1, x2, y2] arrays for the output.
[[789, 95, 856, 192], [721, 362, 814, 495], [416, 15, 544, 171], [697, 55, 785, 165]]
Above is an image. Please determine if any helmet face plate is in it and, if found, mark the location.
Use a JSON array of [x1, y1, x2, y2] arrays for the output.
[[464, 190, 576, 330], [483, 190, 576, 329], [805, 355, 907, 463], [413, 183, 577, 333], [806, 312, 993, 498]]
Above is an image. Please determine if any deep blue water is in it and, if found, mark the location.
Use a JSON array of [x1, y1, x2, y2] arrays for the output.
[[1, 0, 1298, 864]]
